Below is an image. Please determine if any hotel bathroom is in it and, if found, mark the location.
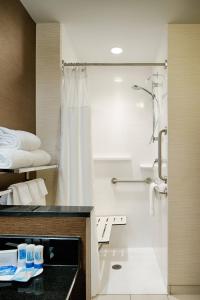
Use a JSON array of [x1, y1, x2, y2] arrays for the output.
[[0, 1, 200, 300]]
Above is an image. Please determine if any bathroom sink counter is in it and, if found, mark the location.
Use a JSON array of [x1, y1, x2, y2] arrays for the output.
[[0, 205, 93, 217], [0, 265, 79, 300], [0, 205, 93, 300]]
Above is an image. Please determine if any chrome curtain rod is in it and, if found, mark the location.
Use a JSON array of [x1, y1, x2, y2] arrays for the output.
[[62, 60, 168, 68]]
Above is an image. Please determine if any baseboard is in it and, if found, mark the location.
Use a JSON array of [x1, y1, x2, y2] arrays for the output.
[[168, 285, 200, 295]]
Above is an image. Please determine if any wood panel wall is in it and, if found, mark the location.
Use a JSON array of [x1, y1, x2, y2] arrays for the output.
[[0, 0, 36, 189], [168, 24, 200, 294]]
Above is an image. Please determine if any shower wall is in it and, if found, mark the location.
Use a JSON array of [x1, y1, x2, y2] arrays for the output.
[[89, 67, 156, 248], [152, 32, 168, 285]]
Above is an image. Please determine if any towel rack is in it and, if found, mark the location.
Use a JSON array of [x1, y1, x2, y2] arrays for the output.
[[111, 177, 152, 184]]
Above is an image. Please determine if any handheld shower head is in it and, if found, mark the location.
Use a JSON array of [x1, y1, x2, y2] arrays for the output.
[[132, 84, 141, 90], [132, 84, 154, 98]]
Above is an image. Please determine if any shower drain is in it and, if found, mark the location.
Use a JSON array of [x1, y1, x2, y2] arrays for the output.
[[112, 264, 122, 270]]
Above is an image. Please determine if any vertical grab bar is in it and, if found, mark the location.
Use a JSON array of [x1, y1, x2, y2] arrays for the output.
[[158, 128, 167, 183]]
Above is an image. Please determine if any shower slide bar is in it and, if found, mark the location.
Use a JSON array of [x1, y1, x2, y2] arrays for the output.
[[111, 177, 152, 184]]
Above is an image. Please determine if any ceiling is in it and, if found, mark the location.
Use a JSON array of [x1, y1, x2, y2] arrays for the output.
[[21, 0, 200, 62]]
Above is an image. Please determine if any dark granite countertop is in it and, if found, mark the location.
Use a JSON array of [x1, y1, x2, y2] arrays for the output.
[[0, 236, 81, 299], [0, 265, 78, 300], [0, 205, 93, 217]]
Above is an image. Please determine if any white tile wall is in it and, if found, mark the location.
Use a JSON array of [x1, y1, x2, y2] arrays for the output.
[[89, 67, 156, 248]]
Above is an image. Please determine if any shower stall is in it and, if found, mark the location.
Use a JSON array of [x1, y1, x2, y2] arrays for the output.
[[87, 64, 168, 295]]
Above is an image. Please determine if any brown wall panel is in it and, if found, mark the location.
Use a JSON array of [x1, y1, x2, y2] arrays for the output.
[[0, 0, 36, 188]]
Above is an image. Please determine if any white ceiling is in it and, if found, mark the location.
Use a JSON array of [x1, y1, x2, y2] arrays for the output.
[[21, 0, 200, 62]]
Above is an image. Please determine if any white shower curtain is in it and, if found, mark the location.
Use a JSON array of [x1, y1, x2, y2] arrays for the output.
[[57, 66, 100, 297]]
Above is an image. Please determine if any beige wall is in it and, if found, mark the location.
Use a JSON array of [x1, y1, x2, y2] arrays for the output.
[[36, 23, 61, 204], [168, 24, 200, 292]]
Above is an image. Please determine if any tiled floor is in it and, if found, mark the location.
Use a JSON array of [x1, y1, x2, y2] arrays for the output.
[[93, 295, 200, 300], [99, 248, 166, 294]]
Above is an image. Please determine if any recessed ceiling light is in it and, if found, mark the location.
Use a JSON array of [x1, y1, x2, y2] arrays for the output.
[[114, 77, 123, 83], [110, 47, 123, 55]]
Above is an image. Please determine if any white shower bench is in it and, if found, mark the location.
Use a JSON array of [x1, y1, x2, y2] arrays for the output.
[[96, 216, 127, 243]]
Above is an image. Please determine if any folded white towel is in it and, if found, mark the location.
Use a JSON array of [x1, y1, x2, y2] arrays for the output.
[[0, 149, 51, 169], [0, 127, 41, 151], [0, 149, 33, 169], [149, 182, 157, 216], [27, 179, 47, 205], [30, 150, 51, 167], [36, 178, 48, 197], [8, 179, 48, 205], [9, 182, 32, 205]]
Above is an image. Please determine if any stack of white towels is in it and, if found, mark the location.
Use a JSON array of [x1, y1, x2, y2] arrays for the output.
[[0, 127, 51, 169], [8, 178, 48, 206]]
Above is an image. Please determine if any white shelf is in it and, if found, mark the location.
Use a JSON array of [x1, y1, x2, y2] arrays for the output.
[[0, 165, 58, 174], [93, 155, 131, 161], [140, 163, 153, 170]]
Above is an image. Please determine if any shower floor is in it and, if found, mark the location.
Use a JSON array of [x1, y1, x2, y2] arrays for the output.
[[99, 247, 167, 295]]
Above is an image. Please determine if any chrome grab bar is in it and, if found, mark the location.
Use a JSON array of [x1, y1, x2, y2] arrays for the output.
[[158, 128, 167, 183], [111, 177, 152, 184]]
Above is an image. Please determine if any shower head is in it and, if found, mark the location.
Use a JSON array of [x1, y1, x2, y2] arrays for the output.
[[132, 84, 141, 90], [132, 84, 154, 98]]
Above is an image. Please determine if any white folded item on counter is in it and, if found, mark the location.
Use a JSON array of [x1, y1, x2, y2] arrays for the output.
[[30, 150, 51, 167], [0, 265, 43, 282], [0, 149, 51, 169], [0, 127, 41, 151], [0, 249, 17, 281], [0, 149, 33, 169]]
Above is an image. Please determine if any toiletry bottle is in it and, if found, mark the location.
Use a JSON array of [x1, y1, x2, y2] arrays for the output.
[[17, 243, 27, 268], [34, 245, 44, 269], [26, 244, 34, 269]]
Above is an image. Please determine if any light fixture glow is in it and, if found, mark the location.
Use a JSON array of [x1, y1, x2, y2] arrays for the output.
[[110, 47, 123, 55], [114, 77, 123, 83], [136, 102, 144, 109]]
